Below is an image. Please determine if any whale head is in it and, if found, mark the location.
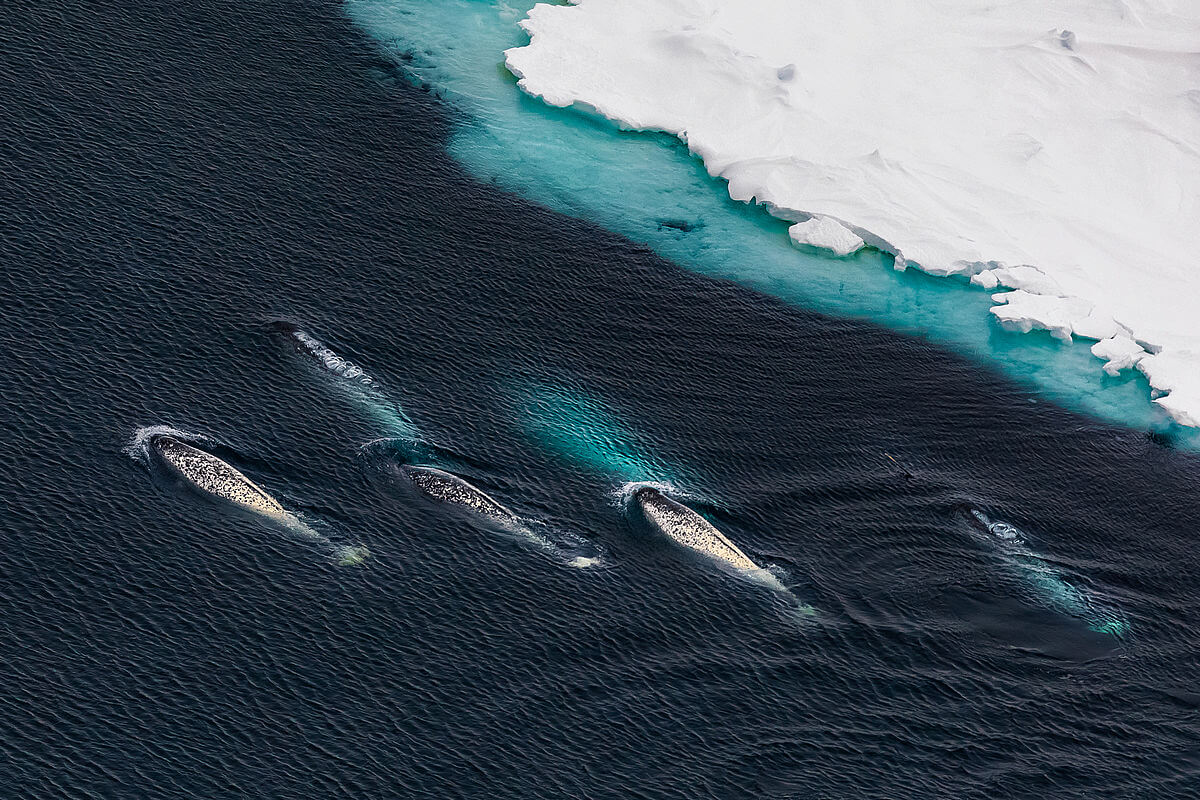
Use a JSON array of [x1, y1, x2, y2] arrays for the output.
[[152, 434, 186, 459], [633, 486, 662, 504]]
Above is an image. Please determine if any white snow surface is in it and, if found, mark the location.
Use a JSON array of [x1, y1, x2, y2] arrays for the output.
[[505, 0, 1200, 426]]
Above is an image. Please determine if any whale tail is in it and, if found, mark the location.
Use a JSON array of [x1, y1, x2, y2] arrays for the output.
[[332, 544, 371, 566], [751, 566, 820, 626], [279, 514, 371, 567]]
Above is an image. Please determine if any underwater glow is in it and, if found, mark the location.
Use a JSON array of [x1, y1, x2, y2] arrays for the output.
[[969, 510, 1128, 637], [517, 382, 674, 484]]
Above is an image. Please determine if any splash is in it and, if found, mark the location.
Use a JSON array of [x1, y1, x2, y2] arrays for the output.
[[610, 480, 704, 509], [127, 426, 370, 566], [124, 423, 216, 467], [967, 509, 1128, 637]]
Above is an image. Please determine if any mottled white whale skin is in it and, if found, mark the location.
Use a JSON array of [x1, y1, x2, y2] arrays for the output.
[[153, 436, 288, 519], [400, 465, 521, 527], [635, 487, 770, 575]]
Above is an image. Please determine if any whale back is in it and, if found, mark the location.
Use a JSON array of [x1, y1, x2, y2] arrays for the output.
[[403, 466, 517, 524], [155, 437, 286, 518], [635, 488, 759, 571]]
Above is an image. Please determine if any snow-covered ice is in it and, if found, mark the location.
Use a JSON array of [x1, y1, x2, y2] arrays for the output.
[[1092, 336, 1146, 377], [505, 0, 1200, 426], [788, 217, 865, 257]]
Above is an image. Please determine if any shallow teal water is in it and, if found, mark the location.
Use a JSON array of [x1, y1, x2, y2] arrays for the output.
[[346, 0, 1193, 443], [516, 380, 680, 485]]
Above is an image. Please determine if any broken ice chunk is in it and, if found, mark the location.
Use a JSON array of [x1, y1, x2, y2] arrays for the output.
[[788, 216, 865, 257]]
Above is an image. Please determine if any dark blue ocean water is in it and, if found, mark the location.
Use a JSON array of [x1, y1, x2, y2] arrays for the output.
[[2, 1, 1199, 798]]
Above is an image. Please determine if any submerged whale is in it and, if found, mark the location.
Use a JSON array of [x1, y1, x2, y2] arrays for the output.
[[634, 486, 788, 593], [399, 465, 522, 527], [276, 323, 419, 443], [279, 323, 376, 389], [154, 436, 288, 518], [967, 508, 1126, 637], [151, 435, 369, 565]]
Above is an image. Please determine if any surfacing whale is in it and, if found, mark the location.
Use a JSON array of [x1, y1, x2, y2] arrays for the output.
[[387, 463, 603, 568], [278, 322, 376, 388], [400, 465, 522, 527], [155, 436, 288, 518], [275, 322, 419, 443], [151, 435, 368, 565], [634, 486, 788, 593]]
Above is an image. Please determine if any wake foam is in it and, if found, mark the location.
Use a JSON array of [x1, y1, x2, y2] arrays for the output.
[[283, 325, 377, 388], [610, 479, 703, 510], [124, 424, 217, 470]]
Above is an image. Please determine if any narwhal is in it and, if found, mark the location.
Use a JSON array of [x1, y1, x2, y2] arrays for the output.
[[398, 465, 524, 528], [155, 436, 289, 518], [385, 461, 603, 569], [967, 508, 1126, 637], [152, 435, 369, 565], [634, 487, 793, 594]]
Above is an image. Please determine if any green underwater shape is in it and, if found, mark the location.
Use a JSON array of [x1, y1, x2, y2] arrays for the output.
[[518, 382, 671, 484], [334, 543, 372, 566], [1015, 554, 1129, 639]]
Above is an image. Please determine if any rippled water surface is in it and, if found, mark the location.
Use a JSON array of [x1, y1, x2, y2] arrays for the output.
[[2, 1, 1199, 798]]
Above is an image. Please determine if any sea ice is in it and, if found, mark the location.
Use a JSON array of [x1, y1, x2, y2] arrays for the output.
[[788, 217, 864, 257], [1091, 336, 1145, 377], [505, 0, 1200, 426]]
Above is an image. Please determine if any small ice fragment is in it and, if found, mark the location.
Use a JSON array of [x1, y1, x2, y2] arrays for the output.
[[1091, 335, 1144, 376], [788, 217, 865, 257], [1071, 308, 1123, 342], [990, 290, 1091, 341], [971, 270, 1000, 290], [982, 266, 1064, 297]]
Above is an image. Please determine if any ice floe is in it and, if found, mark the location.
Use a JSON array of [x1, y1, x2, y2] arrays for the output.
[[788, 217, 864, 257], [505, 0, 1200, 425]]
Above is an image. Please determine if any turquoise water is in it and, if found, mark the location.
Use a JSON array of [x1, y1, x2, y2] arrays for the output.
[[346, 0, 1194, 443], [516, 380, 680, 485]]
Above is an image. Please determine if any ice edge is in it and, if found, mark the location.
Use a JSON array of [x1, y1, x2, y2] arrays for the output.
[[504, 0, 1200, 428]]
